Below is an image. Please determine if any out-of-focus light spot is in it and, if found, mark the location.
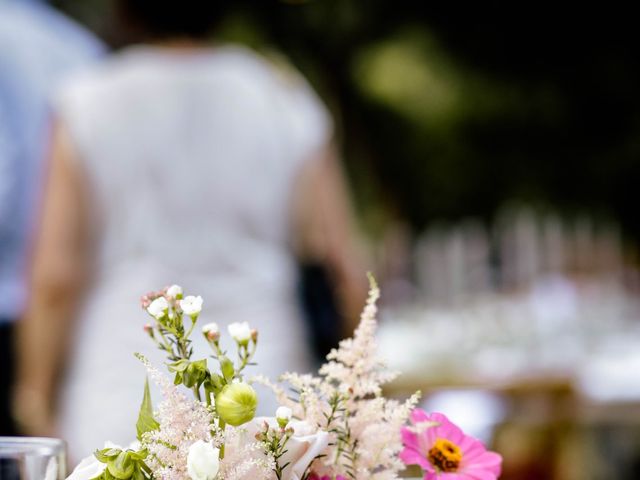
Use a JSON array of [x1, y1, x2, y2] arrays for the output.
[[352, 29, 462, 128]]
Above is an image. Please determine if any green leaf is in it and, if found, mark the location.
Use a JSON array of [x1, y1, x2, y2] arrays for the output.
[[220, 356, 235, 381], [128, 449, 148, 461], [132, 467, 145, 480], [95, 448, 122, 463], [107, 452, 134, 479], [136, 378, 159, 441], [167, 359, 190, 373]]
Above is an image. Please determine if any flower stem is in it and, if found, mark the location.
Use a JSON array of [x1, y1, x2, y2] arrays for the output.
[[192, 386, 201, 401], [218, 419, 226, 459]]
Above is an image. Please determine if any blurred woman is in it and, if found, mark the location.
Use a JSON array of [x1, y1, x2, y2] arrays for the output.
[[14, 0, 366, 460]]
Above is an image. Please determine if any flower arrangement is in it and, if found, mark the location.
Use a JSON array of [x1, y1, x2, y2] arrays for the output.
[[68, 276, 501, 480]]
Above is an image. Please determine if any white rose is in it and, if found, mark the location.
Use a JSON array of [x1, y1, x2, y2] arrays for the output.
[[227, 321, 252, 344], [276, 406, 292, 427], [247, 418, 329, 480], [187, 440, 220, 480], [202, 322, 219, 335], [180, 295, 203, 316], [281, 421, 330, 480], [166, 284, 183, 299]]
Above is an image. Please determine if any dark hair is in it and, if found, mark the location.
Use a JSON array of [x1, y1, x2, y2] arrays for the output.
[[116, 0, 232, 40]]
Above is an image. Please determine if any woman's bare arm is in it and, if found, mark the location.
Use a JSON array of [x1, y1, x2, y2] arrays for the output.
[[12, 120, 91, 435], [291, 145, 369, 334]]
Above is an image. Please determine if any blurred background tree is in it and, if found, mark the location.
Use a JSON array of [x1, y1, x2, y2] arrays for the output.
[[53, 0, 640, 244]]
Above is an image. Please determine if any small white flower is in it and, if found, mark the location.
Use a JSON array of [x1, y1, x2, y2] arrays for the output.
[[201, 322, 219, 335], [147, 297, 169, 319], [180, 295, 203, 316], [187, 440, 220, 480], [166, 284, 183, 299], [227, 321, 252, 344], [276, 406, 292, 427]]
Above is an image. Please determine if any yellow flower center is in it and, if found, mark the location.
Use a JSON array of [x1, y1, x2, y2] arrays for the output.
[[428, 438, 462, 473]]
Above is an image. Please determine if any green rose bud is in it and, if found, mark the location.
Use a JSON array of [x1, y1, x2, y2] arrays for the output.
[[215, 382, 258, 426]]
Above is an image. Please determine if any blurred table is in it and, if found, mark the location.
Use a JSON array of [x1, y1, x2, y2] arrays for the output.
[[377, 286, 640, 480]]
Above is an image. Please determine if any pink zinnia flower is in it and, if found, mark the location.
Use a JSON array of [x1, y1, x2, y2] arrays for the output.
[[400, 410, 502, 480]]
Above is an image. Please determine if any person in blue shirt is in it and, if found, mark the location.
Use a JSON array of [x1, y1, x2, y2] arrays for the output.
[[0, 0, 103, 435]]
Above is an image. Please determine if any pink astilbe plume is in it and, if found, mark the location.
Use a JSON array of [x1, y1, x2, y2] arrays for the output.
[[319, 277, 399, 397], [266, 275, 420, 480], [217, 427, 275, 480], [137, 355, 216, 480]]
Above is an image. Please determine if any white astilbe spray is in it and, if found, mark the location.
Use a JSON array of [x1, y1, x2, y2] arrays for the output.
[[266, 275, 421, 480], [137, 355, 216, 480]]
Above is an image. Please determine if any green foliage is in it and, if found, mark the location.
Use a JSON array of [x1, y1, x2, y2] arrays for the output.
[[91, 447, 151, 480], [219, 356, 235, 382], [135, 378, 159, 441], [184, 359, 208, 388], [256, 422, 294, 480]]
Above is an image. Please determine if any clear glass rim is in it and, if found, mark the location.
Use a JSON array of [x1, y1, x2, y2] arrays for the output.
[[0, 437, 66, 457]]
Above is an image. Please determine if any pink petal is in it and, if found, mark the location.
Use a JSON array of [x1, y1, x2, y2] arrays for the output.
[[411, 408, 431, 424], [423, 425, 438, 450], [399, 447, 431, 470], [433, 415, 465, 444], [428, 412, 451, 426], [401, 427, 422, 452], [440, 474, 464, 480], [461, 470, 499, 480], [460, 438, 488, 461], [465, 452, 502, 476]]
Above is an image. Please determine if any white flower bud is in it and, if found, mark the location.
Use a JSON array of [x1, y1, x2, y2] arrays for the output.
[[180, 295, 203, 317], [202, 322, 220, 341], [166, 284, 183, 299], [147, 297, 169, 319], [187, 440, 219, 480], [202, 322, 219, 335], [276, 406, 292, 428], [227, 321, 252, 345]]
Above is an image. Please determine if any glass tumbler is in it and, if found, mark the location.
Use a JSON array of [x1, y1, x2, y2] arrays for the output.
[[0, 437, 66, 480]]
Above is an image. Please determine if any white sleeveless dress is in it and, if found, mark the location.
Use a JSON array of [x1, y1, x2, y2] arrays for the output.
[[54, 45, 330, 460]]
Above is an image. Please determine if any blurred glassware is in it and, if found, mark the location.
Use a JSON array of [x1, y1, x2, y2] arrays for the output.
[[0, 437, 65, 480]]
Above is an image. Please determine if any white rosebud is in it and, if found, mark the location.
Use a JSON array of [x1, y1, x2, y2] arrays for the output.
[[180, 295, 203, 317], [147, 297, 169, 319], [187, 440, 220, 480], [227, 321, 252, 345], [166, 284, 183, 299], [276, 406, 292, 428]]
